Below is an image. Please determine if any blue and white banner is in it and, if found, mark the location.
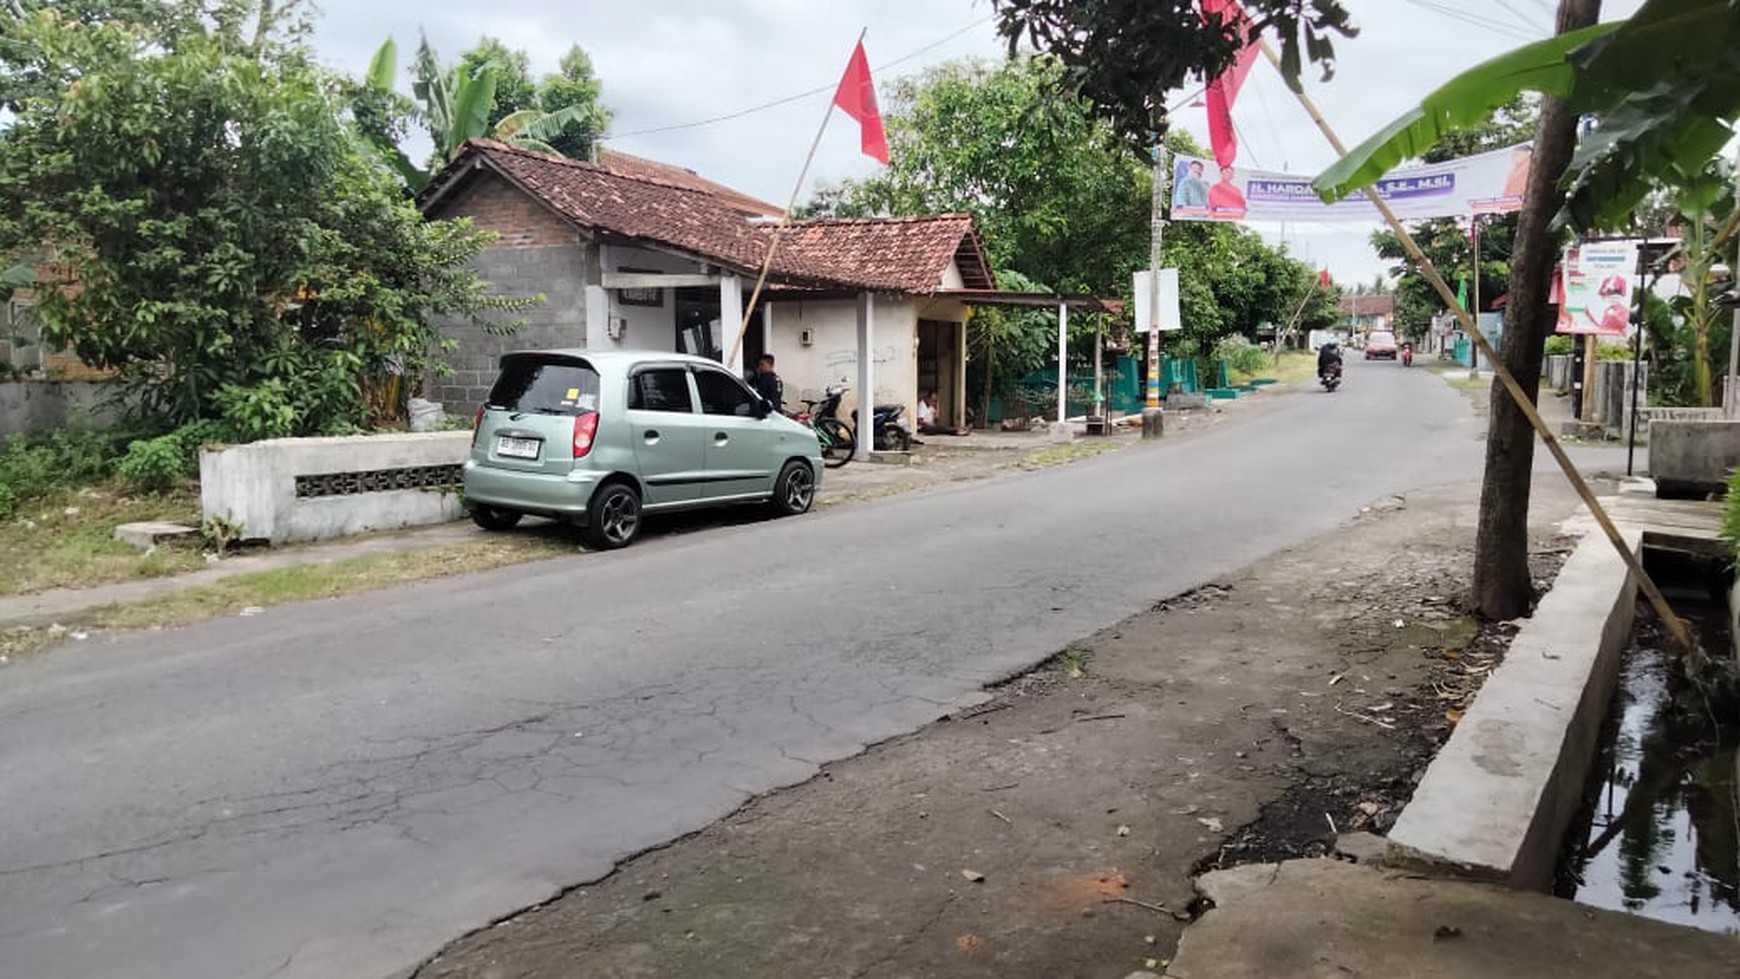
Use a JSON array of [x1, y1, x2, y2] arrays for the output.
[[1170, 143, 1533, 223]]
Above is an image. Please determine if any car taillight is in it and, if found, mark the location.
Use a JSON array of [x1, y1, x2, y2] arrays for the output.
[[572, 412, 599, 458], [471, 405, 484, 447]]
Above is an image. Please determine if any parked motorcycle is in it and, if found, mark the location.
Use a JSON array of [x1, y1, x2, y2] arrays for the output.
[[1319, 362, 1343, 393], [1401, 343, 1414, 367], [853, 402, 912, 451]]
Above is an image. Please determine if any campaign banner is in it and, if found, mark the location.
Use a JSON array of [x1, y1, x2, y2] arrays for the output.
[[1170, 143, 1534, 223], [1556, 240, 1640, 337]]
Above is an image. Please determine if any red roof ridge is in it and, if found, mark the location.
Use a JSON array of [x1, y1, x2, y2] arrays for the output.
[[458, 139, 748, 210], [791, 213, 976, 228]]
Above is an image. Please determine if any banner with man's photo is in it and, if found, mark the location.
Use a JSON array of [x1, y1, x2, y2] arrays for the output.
[[1170, 143, 1534, 223]]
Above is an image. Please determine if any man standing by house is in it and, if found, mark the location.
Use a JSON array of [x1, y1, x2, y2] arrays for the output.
[[751, 354, 784, 414]]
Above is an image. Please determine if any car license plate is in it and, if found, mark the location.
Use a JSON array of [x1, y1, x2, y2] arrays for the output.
[[496, 435, 541, 459]]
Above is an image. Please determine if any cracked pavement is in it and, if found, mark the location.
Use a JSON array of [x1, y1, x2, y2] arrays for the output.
[[0, 363, 1615, 978]]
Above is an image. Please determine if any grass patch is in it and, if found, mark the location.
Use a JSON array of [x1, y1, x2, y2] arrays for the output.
[[1054, 646, 1087, 678], [88, 536, 574, 632], [0, 484, 206, 596], [1018, 439, 1124, 470], [1264, 350, 1322, 388]]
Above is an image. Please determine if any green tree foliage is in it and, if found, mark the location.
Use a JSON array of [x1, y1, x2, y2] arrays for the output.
[[459, 35, 534, 129], [0, 1, 526, 433], [366, 34, 606, 184], [538, 44, 611, 160], [806, 57, 1146, 296], [991, 0, 1355, 147]]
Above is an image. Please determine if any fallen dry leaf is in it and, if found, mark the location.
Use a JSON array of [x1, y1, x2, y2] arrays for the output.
[[955, 933, 982, 952], [1446, 708, 1465, 724], [961, 869, 986, 883]]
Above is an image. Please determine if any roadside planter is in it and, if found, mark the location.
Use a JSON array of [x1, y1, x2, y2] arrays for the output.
[[200, 432, 471, 544]]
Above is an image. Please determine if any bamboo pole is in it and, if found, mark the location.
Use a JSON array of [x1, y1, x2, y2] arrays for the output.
[[726, 31, 863, 370], [1256, 37, 1692, 648]]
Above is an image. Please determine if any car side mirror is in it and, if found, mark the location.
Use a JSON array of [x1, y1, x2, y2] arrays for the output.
[[753, 398, 772, 419]]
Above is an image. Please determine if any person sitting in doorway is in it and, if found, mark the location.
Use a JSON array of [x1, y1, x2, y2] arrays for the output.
[[916, 391, 969, 436]]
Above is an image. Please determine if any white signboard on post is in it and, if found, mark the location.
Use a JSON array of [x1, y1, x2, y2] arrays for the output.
[[1133, 269, 1182, 332]]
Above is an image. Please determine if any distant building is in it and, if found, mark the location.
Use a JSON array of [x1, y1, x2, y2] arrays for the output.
[[1337, 294, 1394, 334]]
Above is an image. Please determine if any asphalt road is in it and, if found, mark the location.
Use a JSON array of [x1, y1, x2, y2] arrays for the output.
[[0, 363, 1621, 978]]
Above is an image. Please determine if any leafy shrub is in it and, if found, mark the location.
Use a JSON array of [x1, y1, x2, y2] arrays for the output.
[[0, 429, 130, 518], [213, 380, 296, 442], [1214, 335, 1271, 378], [1543, 335, 1573, 356], [116, 434, 189, 492], [1723, 468, 1740, 564], [116, 419, 236, 492], [1596, 340, 1635, 361]]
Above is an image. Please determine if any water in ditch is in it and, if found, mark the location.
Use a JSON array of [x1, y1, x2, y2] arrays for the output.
[[1557, 570, 1740, 935]]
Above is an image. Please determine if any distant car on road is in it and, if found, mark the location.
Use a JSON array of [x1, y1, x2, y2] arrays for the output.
[[1364, 331, 1399, 360], [464, 349, 824, 549]]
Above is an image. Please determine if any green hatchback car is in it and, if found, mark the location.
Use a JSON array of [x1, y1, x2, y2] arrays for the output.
[[463, 349, 824, 549]]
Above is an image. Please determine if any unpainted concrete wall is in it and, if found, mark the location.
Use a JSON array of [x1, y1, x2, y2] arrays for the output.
[[1648, 419, 1740, 496], [0, 381, 119, 435], [426, 173, 587, 412]]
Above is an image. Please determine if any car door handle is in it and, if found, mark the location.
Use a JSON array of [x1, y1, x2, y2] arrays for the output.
[[714, 432, 729, 443], [643, 430, 659, 442]]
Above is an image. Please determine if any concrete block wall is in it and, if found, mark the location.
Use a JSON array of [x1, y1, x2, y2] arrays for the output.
[[200, 432, 471, 544], [426, 173, 587, 413], [0, 380, 120, 436]]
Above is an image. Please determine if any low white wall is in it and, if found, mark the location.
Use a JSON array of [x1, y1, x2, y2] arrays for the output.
[[200, 432, 471, 544]]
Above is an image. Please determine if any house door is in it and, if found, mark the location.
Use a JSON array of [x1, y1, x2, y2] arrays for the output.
[[675, 289, 722, 362], [917, 319, 960, 425]]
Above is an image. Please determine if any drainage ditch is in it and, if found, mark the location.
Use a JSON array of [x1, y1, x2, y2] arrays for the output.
[[1555, 545, 1740, 934]]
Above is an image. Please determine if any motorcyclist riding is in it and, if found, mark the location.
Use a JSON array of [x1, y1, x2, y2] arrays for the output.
[[1317, 342, 1343, 379]]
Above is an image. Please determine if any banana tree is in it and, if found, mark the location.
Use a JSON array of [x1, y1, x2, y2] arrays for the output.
[[359, 36, 597, 191], [1664, 161, 1738, 406]]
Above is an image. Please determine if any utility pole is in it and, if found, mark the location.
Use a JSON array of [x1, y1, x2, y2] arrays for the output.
[[1146, 124, 1169, 409]]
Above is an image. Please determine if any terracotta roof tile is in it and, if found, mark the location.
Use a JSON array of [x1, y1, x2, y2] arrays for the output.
[[421, 141, 993, 295], [596, 149, 782, 218], [1338, 294, 1395, 317]]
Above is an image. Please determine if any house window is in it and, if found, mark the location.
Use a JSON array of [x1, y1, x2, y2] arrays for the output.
[[1, 300, 41, 373]]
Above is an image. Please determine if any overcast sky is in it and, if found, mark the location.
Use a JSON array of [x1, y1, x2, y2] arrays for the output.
[[308, 0, 1645, 288]]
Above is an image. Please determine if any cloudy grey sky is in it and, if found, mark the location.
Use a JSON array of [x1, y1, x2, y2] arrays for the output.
[[308, 0, 1644, 286]]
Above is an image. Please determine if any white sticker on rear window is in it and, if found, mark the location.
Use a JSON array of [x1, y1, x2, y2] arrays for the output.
[[578, 394, 597, 410]]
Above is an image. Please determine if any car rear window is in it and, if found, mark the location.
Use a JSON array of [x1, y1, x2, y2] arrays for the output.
[[1370, 332, 1396, 345], [487, 355, 601, 415]]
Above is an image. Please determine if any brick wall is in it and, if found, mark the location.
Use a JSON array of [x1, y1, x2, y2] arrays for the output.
[[426, 173, 589, 410]]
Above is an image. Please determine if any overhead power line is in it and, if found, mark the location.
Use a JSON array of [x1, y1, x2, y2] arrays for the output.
[[599, 15, 996, 142]]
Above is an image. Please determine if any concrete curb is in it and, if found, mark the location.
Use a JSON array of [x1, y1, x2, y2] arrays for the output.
[[1385, 527, 1640, 889]]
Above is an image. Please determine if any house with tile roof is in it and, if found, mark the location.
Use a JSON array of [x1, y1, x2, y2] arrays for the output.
[[417, 140, 1005, 435]]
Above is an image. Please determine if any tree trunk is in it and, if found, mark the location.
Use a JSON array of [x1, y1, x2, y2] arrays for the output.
[[1470, 0, 1601, 620], [1475, 0, 1593, 615]]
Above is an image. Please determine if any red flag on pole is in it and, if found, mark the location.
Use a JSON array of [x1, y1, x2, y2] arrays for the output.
[[1202, 0, 1257, 169], [832, 41, 889, 164], [1319, 268, 1331, 288]]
